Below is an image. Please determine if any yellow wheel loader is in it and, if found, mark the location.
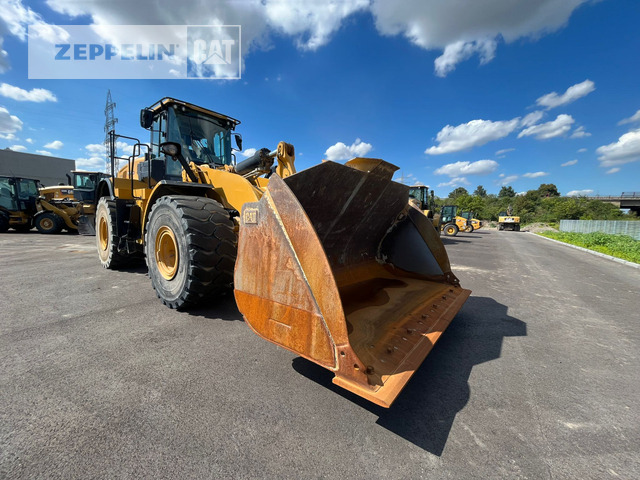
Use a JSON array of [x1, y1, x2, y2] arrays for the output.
[[0, 176, 40, 232], [95, 97, 470, 407], [460, 211, 482, 232], [407, 185, 463, 236], [70, 171, 107, 235]]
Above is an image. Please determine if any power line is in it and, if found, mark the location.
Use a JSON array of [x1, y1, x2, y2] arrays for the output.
[[104, 89, 118, 172]]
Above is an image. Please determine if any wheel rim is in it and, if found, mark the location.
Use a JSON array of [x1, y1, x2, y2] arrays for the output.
[[155, 226, 178, 280], [98, 216, 109, 251], [446, 226, 455, 235], [40, 217, 54, 230]]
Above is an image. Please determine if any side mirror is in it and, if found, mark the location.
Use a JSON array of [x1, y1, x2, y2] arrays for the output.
[[234, 134, 243, 151], [160, 142, 181, 158], [140, 109, 154, 129]]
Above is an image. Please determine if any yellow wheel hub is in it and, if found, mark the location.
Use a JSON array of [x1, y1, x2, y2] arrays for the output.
[[41, 218, 54, 230], [155, 226, 178, 280], [98, 216, 109, 251]]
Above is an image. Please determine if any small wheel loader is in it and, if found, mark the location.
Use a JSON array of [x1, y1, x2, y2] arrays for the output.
[[460, 211, 483, 232], [93, 97, 471, 407], [407, 185, 463, 236], [0, 176, 40, 232]]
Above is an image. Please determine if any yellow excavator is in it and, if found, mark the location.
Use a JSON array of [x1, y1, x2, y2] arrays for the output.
[[93, 97, 471, 407], [498, 205, 520, 231]]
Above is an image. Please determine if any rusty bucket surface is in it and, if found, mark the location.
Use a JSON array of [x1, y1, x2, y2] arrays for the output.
[[234, 159, 471, 407]]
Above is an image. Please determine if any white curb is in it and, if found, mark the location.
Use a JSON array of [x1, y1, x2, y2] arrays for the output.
[[528, 232, 640, 270]]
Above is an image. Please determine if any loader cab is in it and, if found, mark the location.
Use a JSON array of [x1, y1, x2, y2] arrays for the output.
[[142, 97, 241, 182], [440, 205, 458, 224], [0, 176, 40, 232], [0, 176, 39, 213], [408, 185, 429, 210], [72, 171, 103, 204]]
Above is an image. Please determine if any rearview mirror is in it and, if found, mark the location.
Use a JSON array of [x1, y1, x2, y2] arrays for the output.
[[140, 109, 154, 129], [234, 134, 243, 151], [160, 142, 181, 157]]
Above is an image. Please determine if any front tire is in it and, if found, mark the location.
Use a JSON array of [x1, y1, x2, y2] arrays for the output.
[[145, 196, 237, 310], [96, 198, 127, 269], [443, 223, 459, 236], [464, 225, 474, 233], [35, 212, 63, 234]]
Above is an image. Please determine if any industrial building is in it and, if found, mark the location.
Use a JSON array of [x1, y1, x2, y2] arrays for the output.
[[0, 149, 76, 186]]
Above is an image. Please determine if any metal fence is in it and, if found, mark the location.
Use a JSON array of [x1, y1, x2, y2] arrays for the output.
[[560, 220, 640, 240]]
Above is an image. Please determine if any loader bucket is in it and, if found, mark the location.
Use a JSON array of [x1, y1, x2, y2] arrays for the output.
[[234, 159, 471, 407]]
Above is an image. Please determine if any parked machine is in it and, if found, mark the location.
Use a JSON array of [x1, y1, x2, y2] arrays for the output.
[[498, 206, 520, 231], [407, 185, 464, 236], [0, 176, 40, 232], [93, 97, 471, 407], [0, 172, 104, 234], [460, 211, 483, 232], [71, 171, 106, 235]]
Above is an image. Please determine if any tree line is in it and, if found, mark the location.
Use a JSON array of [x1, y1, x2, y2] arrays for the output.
[[434, 184, 636, 224]]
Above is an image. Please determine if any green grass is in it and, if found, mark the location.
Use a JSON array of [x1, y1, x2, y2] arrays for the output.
[[536, 231, 640, 264]]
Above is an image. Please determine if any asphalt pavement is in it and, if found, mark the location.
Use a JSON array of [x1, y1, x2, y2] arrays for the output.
[[0, 228, 638, 479]]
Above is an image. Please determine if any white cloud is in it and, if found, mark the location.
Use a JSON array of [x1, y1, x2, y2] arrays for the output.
[[0, 132, 17, 140], [518, 114, 574, 140], [41, 0, 589, 78], [521, 111, 544, 127], [561, 159, 578, 167], [605, 167, 620, 174], [0, 83, 57, 102], [495, 148, 515, 156], [426, 118, 520, 155], [536, 80, 595, 109], [434, 159, 498, 177], [570, 126, 590, 139], [596, 129, 640, 168], [433, 38, 496, 77], [25, 137, 33, 143], [617, 109, 640, 126], [522, 171, 548, 178], [44, 140, 64, 150], [239, 148, 257, 158], [9, 144, 26, 151], [0, 0, 70, 72], [36, 149, 52, 156], [85, 140, 133, 157], [85, 143, 104, 155], [325, 138, 372, 161], [497, 175, 518, 186], [566, 189, 593, 197], [76, 156, 106, 171], [371, 0, 587, 76], [0, 106, 23, 134], [437, 176, 469, 188], [577, 148, 587, 153]]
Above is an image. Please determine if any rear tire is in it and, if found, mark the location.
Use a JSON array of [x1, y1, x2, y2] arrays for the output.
[[464, 225, 474, 233], [145, 196, 237, 310], [443, 223, 459, 236], [35, 212, 63, 234], [96, 197, 127, 269], [0, 213, 8, 233]]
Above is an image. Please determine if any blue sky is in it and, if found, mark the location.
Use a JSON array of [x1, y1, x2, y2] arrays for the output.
[[0, 0, 639, 196]]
